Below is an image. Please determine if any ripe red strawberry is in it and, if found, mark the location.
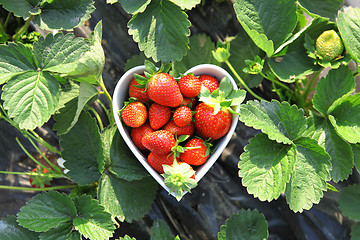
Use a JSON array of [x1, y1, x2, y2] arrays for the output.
[[29, 167, 51, 188], [121, 101, 147, 128], [131, 122, 154, 150], [128, 76, 150, 103], [173, 106, 193, 127], [142, 130, 176, 156], [180, 138, 212, 166], [148, 152, 179, 174], [149, 103, 171, 130], [194, 102, 232, 140], [198, 75, 219, 93], [163, 120, 195, 137], [178, 74, 201, 98]]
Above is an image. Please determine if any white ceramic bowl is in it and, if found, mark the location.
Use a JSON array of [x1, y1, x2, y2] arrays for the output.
[[112, 64, 239, 199]]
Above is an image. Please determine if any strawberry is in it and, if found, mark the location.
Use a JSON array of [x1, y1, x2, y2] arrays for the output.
[[198, 75, 219, 93], [121, 101, 147, 128], [178, 74, 201, 98], [162, 160, 197, 201], [173, 106, 193, 127], [131, 122, 154, 150], [142, 130, 176, 156], [29, 167, 51, 188], [180, 138, 212, 166], [148, 152, 179, 174], [128, 76, 150, 103], [163, 120, 195, 137], [149, 103, 171, 130], [135, 61, 183, 107], [181, 97, 197, 109], [195, 76, 246, 140]]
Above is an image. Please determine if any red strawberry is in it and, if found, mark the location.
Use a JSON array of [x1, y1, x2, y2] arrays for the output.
[[131, 122, 154, 150], [128, 76, 150, 103], [142, 130, 176, 156], [163, 120, 195, 137], [194, 102, 231, 140], [173, 106, 193, 127], [198, 75, 219, 93], [178, 74, 201, 98], [148, 152, 179, 174], [29, 167, 51, 188], [180, 138, 212, 166], [135, 61, 183, 107], [149, 103, 171, 130], [121, 101, 147, 128]]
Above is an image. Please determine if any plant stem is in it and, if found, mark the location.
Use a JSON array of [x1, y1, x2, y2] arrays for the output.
[[90, 107, 104, 131], [12, 15, 33, 41], [97, 76, 114, 124], [260, 72, 293, 92], [0, 185, 76, 191], [302, 70, 322, 102], [4, 12, 11, 28], [28, 130, 61, 155], [97, 99, 112, 124], [0, 170, 63, 178], [225, 60, 265, 101]]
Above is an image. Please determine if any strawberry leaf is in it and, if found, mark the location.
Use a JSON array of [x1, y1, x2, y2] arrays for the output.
[[239, 100, 307, 145], [298, 0, 342, 21], [338, 184, 360, 221], [170, 0, 201, 10], [239, 134, 296, 202], [60, 112, 104, 185], [98, 174, 157, 222], [150, 219, 175, 240], [218, 209, 268, 240], [128, 0, 190, 63], [328, 94, 360, 144], [39, 223, 81, 240], [113, 0, 151, 14], [73, 195, 115, 240], [17, 191, 77, 232], [313, 66, 355, 117], [0, 216, 39, 240]]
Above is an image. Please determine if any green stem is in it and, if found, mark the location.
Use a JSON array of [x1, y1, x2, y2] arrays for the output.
[[0, 185, 76, 191], [27, 136, 63, 174], [4, 12, 11, 28], [28, 130, 61, 155], [0, 170, 63, 178], [97, 76, 114, 124], [260, 72, 293, 92], [12, 15, 33, 41], [97, 99, 112, 124], [16, 138, 53, 173], [90, 107, 104, 131], [225, 60, 265, 101], [302, 70, 322, 102]]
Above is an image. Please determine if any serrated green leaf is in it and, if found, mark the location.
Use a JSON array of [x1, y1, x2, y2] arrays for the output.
[[239, 134, 296, 201], [39, 223, 81, 240], [0, 42, 37, 84], [1, 71, 60, 130], [313, 66, 355, 117], [233, 0, 297, 57], [170, 0, 200, 10], [33, 0, 95, 31], [218, 209, 268, 240], [33, 33, 89, 71], [351, 222, 360, 240], [56, 81, 80, 111], [285, 137, 331, 212], [352, 144, 360, 173], [307, 114, 354, 182], [98, 174, 157, 222], [17, 191, 77, 232], [53, 98, 79, 135], [298, 0, 343, 21], [227, 31, 263, 88], [0, 0, 38, 19], [328, 94, 360, 144], [150, 219, 174, 240], [73, 194, 115, 240], [170, 34, 218, 77], [60, 112, 104, 185], [0, 216, 39, 240], [108, 130, 149, 181], [268, 17, 332, 82], [119, 235, 137, 240], [338, 184, 360, 221], [239, 100, 306, 144], [128, 0, 190, 63], [116, 0, 151, 14], [337, 6, 360, 63]]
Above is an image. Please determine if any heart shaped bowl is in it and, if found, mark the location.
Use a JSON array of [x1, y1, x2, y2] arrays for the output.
[[112, 64, 239, 198]]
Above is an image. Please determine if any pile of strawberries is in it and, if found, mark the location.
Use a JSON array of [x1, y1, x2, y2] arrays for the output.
[[119, 61, 243, 200]]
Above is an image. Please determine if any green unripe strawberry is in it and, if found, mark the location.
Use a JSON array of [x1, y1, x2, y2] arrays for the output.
[[315, 30, 344, 60]]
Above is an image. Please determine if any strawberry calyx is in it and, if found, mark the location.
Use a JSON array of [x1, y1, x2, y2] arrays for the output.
[[133, 60, 171, 90], [198, 76, 246, 115], [29, 167, 52, 188], [162, 160, 197, 201]]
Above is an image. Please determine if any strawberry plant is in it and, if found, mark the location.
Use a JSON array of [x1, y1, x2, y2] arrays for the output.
[[0, 0, 360, 239]]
